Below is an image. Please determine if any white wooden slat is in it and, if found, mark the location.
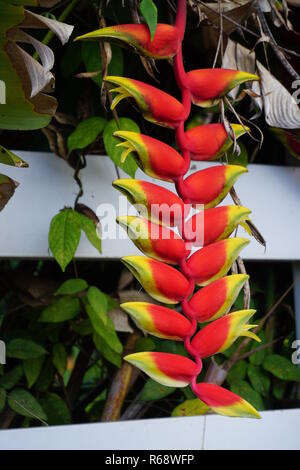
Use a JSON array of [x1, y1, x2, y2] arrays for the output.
[[0, 409, 299, 450], [1, 151, 300, 261]]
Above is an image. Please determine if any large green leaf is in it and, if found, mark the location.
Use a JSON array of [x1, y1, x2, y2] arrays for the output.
[[67, 117, 106, 152], [139, 0, 158, 40], [52, 343, 67, 376], [172, 399, 209, 417], [0, 2, 72, 130], [247, 364, 271, 397], [39, 297, 81, 323], [103, 118, 139, 177], [230, 379, 264, 410], [87, 286, 108, 325], [226, 360, 248, 385], [49, 209, 81, 272], [140, 379, 175, 402], [23, 356, 44, 388], [75, 212, 101, 254], [55, 278, 88, 296], [40, 392, 71, 425], [8, 388, 47, 423], [263, 354, 300, 382], [0, 365, 24, 390], [6, 338, 46, 360], [93, 333, 122, 368], [86, 303, 122, 354]]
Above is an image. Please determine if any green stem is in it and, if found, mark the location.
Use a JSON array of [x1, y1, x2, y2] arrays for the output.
[[33, 0, 80, 59]]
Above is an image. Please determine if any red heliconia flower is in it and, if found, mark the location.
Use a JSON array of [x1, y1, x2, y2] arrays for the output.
[[122, 256, 190, 304], [185, 68, 259, 107], [188, 274, 249, 323], [113, 179, 190, 227], [194, 383, 260, 418], [191, 309, 260, 357], [124, 351, 198, 387], [75, 24, 181, 59], [178, 165, 247, 208], [185, 238, 249, 286], [117, 216, 190, 264], [183, 205, 251, 247], [121, 302, 192, 340], [114, 130, 186, 181], [184, 123, 248, 161], [104, 76, 186, 128]]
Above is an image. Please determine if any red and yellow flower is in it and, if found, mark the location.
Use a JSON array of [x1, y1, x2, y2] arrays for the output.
[[114, 130, 186, 181], [191, 309, 260, 358], [75, 23, 181, 59], [121, 302, 191, 340], [186, 68, 259, 107], [186, 237, 249, 286], [184, 123, 248, 161], [117, 216, 189, 264], [113, 178, 189, 226], [122, 255, 190, 304], [179, 165, 247, 208], [124, 351, 198, 387], [188, 274, 249, 323], [194, 383, 260, 418], [104, 76, 186, 128], [183, 205, 251, 247]]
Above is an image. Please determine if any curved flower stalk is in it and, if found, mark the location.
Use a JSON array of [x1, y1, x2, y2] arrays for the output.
[[76, 0, 261, 419]]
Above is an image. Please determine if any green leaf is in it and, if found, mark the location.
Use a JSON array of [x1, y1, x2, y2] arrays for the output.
[[249, 331, 268, 366], [8, 388, 47, 423], [103, 118, 140, 177], [273, 380, 286, 400], [49, 209, 81, 272], [140, 379, 175, 402], [67, 117, 106, 152], [86, 303, 122, 354], [230, 379, 264, 410], [226, 360, 248, 385], [87, 286, 108, 325], [139, 0, 158, 40], [93, 333, 122, 368], [247, 364, 271, 397], [40, 393, 71, 425], [23, 357, 44, 389], [263, 354, 300, 382], [39, 297, 81, 323], [81, 42, 123, 87], [34, 359, 54, 392], [0, 145, 28, 167], [0, 365, 24, 390], [6, 338, 46, 360], [52, 344, 67, 376], [55, 278, 88, 296], [172, 399, 209, 417], [227, 141, 248, 167], [0, 387, 6, 413], [76, 212, 101, 254], [134, 337, 156, 353], [71, 318, 93, 336]]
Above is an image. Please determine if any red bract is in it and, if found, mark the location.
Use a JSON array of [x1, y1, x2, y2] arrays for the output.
[[186, 68, 259, 107], [77, 0, 260, 420], [75, 24, 181, 59], [104, 76, 186, 128], [185, 123, 248, 161]]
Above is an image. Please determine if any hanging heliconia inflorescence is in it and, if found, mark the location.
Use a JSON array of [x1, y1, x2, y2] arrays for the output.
[[76, 0, 261, 418]]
